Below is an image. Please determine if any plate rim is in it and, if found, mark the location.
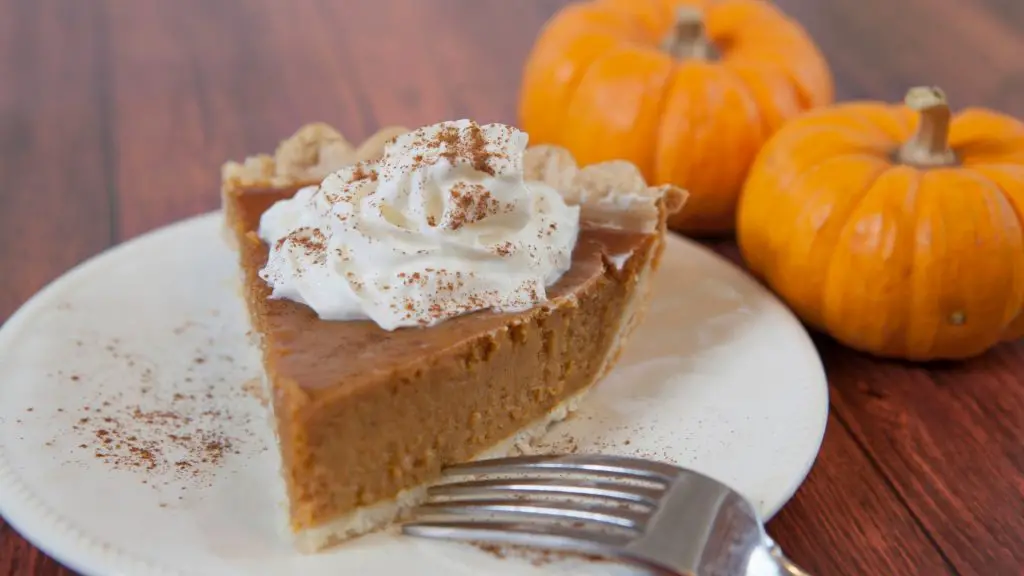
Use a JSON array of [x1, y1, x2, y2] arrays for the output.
[[0, 211, 829, 576]]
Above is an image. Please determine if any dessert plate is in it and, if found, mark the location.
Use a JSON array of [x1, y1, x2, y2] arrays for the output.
[[0, 212, 828, 576]]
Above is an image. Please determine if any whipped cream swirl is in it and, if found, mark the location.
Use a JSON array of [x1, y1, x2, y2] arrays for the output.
[[257, 120, 581, 331]]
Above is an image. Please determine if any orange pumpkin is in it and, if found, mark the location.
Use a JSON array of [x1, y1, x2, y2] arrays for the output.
[[519, 0, 833, 235], [738, 86, 1024, 361]]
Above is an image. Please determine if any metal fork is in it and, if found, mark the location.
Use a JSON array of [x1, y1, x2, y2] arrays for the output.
[[401, 454, 811, 576]]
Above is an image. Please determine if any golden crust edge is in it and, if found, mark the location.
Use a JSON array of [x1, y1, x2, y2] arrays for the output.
[[219, 122, 688, 235]]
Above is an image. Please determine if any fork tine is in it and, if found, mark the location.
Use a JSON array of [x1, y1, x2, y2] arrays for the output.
[[402, 520, 631, 554], [428, 477, 662, 507], [414, 498, 648, 530], [445, 454, 679, 483]]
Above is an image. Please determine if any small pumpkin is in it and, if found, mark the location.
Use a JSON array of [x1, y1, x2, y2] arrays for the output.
[[519, 0, 833, 235], [738, 86, 1024, 361]]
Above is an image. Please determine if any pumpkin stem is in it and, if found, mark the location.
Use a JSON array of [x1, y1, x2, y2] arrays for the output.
[[898, 86, 958, 167], [661, 6, 712, 60]]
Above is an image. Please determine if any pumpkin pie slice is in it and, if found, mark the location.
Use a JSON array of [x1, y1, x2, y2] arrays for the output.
[[221, 122, 686, 552]]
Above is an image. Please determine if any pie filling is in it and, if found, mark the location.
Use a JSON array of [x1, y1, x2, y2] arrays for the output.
[[221, 120, 686, 551], [286, 385, 594, 552]]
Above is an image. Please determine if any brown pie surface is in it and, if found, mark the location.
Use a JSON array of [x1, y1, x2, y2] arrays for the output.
[[221, 123, 686, 552]]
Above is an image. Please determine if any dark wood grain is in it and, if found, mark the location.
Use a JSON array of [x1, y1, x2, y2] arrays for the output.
[[0, 1, 114, 573], [827, 342, 1024, 574], [764, 416, 954, 576], [0, 0, 114, 322], [1, 1, 1022, 575]]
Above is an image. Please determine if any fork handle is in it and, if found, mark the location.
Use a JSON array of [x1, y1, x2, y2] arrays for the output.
[[770, 542, 812, 576]]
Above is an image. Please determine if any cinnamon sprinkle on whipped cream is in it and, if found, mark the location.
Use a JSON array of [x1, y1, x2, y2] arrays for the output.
[[257, 120, 580, 330]]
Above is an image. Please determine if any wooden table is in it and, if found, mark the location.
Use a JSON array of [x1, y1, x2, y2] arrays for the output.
[[1, 1, 1022, 574]]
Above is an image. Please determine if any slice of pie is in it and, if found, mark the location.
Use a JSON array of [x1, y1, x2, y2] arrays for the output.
[[221, 122, 686, 552]]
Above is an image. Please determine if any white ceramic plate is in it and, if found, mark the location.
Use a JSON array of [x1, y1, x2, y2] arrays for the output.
[[0, 212, 827, 576]]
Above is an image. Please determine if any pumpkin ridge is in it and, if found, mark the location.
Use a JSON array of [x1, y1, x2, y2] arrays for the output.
[[652, 63, 705, 208], [823, 163, 921, 354], [739, 129, 871, 239], [915, 169, 1022, 358], [799, 104, 908, 148], [722, 60, 801, 135], [761, 103, 900, 152], [764, 124, 897, 180], [951, 128, 1024, 165], [956, 144, 1024, 165], [658, 62, 762, 232], [948, 112, 1024, 165], [949, 108, 1024, 148], [963, 166, 1024, 236], [739, 147, 884, 283], [768, 23, 834, 109], [819, 104, 915, 144], [721, 5, 832, 110], [818, 162, 894, 321], [548, 39, 621, 143], [901, 168, 933, 358], [562, 45, 675, 179], [649, 57, 687, 181], [718, 63, 770, 150], [688, 65, 765, 226], [961, 165, 1024, 338], [518, 2, 645, 144], [884, 167, 927, 358], [773, 155, 892, 329]]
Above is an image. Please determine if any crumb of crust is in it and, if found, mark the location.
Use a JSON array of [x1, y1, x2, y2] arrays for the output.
[[274, 123, 354, 180], [222, 123, 408, 187]]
